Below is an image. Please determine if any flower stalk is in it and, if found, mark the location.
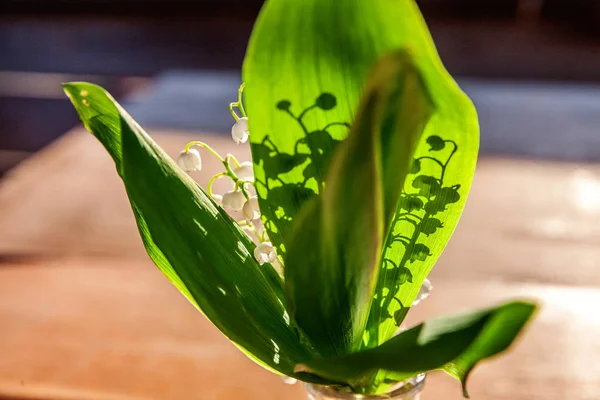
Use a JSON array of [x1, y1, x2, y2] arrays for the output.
[[175, 84, 282, 275]]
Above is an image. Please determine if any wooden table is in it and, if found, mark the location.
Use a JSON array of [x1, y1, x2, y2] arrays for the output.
[[0, 128, 599, 400]]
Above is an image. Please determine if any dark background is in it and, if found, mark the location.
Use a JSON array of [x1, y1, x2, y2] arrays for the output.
[[1, 0, 599, 174]]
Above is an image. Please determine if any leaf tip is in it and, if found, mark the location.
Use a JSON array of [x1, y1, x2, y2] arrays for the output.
[[62, 81, 84, 96], [63, 82, 92, 108], [462, 383, 470, 398], [509, 300, 539, 321], [62, 81, 108, 102], [459, 367, 473, 398], [62, 82, 77, 102]]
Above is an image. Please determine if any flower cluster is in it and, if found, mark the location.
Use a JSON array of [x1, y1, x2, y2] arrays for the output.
[[176, 84, 283, 275]]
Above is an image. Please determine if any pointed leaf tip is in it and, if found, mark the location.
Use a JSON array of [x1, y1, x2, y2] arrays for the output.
[[300, 301, 536, 394], [444, 301, 538, 398], [63, 81, 317, 378]]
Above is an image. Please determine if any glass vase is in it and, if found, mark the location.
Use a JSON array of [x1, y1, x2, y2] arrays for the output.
[[303, 374, 426, 400]]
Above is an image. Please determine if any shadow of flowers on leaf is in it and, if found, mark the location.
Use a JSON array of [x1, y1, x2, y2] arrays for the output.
[[368, 135, 463, 344], [251, 93, 350, 254]]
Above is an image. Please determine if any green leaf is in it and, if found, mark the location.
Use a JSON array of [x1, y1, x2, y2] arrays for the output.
[[298, 301, 537, 394], [283, 50, 434, 357], [62, 82, 314, 377], [243, 0, 479, 352], [443, 303, 539, 397]]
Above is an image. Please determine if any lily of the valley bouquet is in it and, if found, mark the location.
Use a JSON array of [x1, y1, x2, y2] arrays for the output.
[[64, 0, 536, 397]]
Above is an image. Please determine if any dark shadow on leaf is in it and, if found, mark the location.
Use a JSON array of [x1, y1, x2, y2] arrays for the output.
[[368, 135, 462, 336], [412, 175, 441, 198], [251, 94, 350, 255], [420, 218, 443, 236], [398, 195, 424, 212]]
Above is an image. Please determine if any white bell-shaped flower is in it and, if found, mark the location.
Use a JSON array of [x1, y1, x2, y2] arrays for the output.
[[222, 189, 246, 211], [232, 117, 249, 144], [243, 196, 260, 220], [412, 278, 432, 306], [212, 193, 223, 206], [254, 241, 278, 265], [177, 149, 201, 171], [234, 161, 254, 181]]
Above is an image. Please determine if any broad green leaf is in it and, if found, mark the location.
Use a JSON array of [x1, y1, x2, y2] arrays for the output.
[[284, 51, 435, 357], [63, 82, 314, 377], [299, 301, 536, 394], [243, 0, 479, 349], [443, 302, 539, 397]]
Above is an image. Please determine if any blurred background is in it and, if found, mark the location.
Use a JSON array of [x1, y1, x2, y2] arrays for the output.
[[1, 1, 600, 400], [1, 0, 600, 174]]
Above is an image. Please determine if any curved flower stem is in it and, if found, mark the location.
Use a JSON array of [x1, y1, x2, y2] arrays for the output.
[[227, 153, 242, 168], [222, 155, 237, 175], [216, 155, 249, 200], [229, 103, 241, 121], [237, 83, 247, 117], [207, 172, 229, 196], [235, 181, 251, 200], [185, 141, 225, 162], [229, 84, 247, 121]]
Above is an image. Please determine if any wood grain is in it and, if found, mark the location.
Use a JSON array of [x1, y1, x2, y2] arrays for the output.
[[0, 130, 244, 260], [0, 129, 599, 399], [1, 256, 598, 400], [0, 258, 597, 400]]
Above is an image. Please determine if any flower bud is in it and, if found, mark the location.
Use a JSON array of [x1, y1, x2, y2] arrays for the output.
[[243, 196, 260, 220], [222, 189, 246, 211], [254, 241, 278, 265], [177, 149, 201, 171], [232, 117, 249, 144], [234, 161, 254, 181]]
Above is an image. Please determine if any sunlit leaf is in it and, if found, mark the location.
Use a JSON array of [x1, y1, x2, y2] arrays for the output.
[[243, 1, 479, 356], [63, 82, 314, 377], [443, 302, 538, 397], [284, 51, 434, 357], [299, 301, 536, 394], [243, 0, 467, 255]]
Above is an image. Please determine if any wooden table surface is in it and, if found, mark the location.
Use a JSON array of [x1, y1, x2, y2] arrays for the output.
[[0, 129, 599, 400]]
